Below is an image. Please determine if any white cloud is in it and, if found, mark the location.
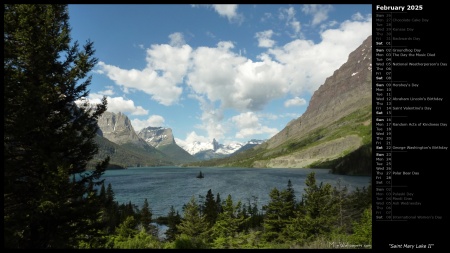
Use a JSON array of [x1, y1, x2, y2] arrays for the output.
[[187, 41, 287, 112], [279, 6, 302, 38], [231, 112, 259, 129], [302, 4, 333, 26], [98, 88, 115, 96], [284, 97, 307, 107], [85, 93, 148, 116], [169, 32, 185, 47], [255, 30, 276, 48], [352, 12, 364, 21], [266, 14, 372, 94], [97, 41, 192, 106], [211, 4, 243, 24], [131, 115, 165, 131], [231, 112, 278, 139], [189, 93, 226, 141], [97, 13, 371, 142], [175, 131, 210, 147]]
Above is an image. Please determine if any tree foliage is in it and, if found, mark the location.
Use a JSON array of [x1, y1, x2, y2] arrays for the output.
[[263, 180, 297, 243], [4, 4, 108, 248], [177, 196, 208, 239]]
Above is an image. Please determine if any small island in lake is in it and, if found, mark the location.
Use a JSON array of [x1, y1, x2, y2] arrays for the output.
[[196, 171, 204, 179]]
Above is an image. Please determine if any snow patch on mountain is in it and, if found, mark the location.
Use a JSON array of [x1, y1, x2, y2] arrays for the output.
[[176, 138, 265, 157]]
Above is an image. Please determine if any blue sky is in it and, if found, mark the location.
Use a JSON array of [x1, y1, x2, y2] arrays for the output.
[[68, 4, 372, 146]]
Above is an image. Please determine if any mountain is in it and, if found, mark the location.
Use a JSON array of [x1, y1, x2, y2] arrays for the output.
[[138, 126, 174, 148], [186, 35, 372, 176], [96, 112, 173, 167], [178, 138, 242, 160], [177, 139, 265, 161], [138, 127, 198, 164], [88, 134, 173, 169], [97, 111, 150, 149], [232, 139, 266, 155]]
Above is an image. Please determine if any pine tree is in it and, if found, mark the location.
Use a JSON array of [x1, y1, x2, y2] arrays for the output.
[[204, 189, 218, 227], [211, 195, 246, 248], [4, 4, 108, 248], [350, 205, 372, 246], [285, 172, 338, 243], [177, 196, 208, 238], [165, 206, 181, 241], [262, 180, 297, 243], [140, 199, 153, 233], [216, 193, 223, 213], [262, 188, 285, 242]]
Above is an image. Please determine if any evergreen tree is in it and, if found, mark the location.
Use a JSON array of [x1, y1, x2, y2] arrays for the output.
[[4, 4, 108, 248], [99, 182, 106, 204], [332, 179, 352, 232], [204, 189, 218, 227], [177, 196, 208, 238], [262, 188, 285, 242], [140, 199, 153, 233], [211, 195, 246, 248], [281, 179, 296, 220], [105, 183, 115, 206], [285, 172, 338, 244], [263, 180, 297, 243], [165, 206, 181, 241], [216, 193, 223, 213], [103, 183, 119, 234], [115, 216, 139, 241], [350, 205, 372, 246]]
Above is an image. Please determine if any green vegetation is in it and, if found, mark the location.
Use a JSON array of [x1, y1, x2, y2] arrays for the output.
[[88, 135, 174, 169], [4, 4, 109, 248], [184, 105, 372, 176], [311, 143, 372, 176], [4, 4, 372, 248], [92, 172, 371, 249]]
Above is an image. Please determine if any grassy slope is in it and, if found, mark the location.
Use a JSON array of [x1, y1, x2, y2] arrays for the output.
[[184, 105, 372, 176]]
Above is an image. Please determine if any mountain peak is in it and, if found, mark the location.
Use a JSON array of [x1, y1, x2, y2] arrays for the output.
[[138, 127, 175, 148], [97, 111, 141, 145], [212, 138, 220, 151]]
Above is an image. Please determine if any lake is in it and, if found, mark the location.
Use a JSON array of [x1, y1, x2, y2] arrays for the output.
[[101, 166, 371, 218]]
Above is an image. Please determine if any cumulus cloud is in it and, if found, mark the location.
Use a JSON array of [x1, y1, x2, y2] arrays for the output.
[[352, 12, 365, 21], [255, 30, 276, 48], [175, 131, 210, 147], [192, 4, 244, 24], [187, 41, 287, 112], [131, 115, 165, 131], [284, 97, 307, 107], [231, 112, 278, 139], [168, 32, 186, 47], [211, 4, 243, 24], [83, 93, 148, 116], [97, 13, 371, 141], [302, 4, 333, 26], [266, 14, 372, 94], [96, 33, 192, 106]]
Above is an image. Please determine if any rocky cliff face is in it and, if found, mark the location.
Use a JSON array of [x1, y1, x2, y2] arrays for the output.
[[267, 35, 372, 150], [137, 126, 199, 164], [138, 127, 175, 148], [97, 111, 152, 150]]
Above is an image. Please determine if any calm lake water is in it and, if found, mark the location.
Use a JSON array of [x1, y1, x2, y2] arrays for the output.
[[101, 166, 371, 218]]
